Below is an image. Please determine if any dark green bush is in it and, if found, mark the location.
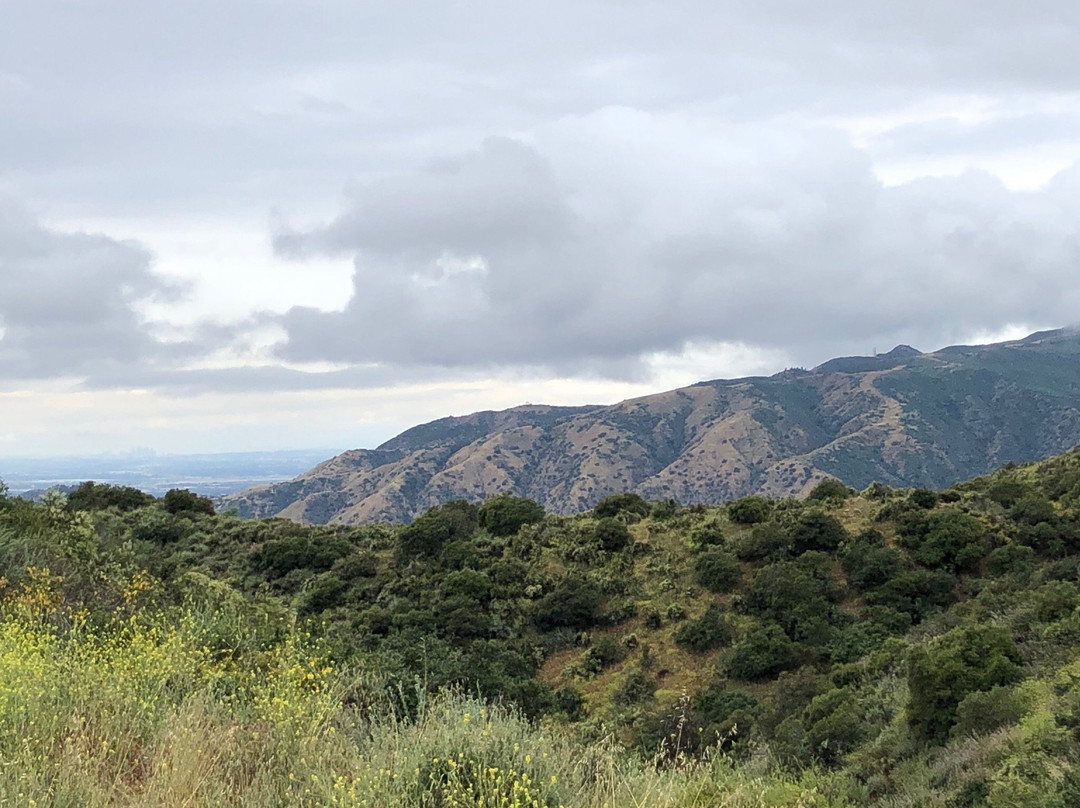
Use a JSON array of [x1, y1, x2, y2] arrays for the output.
[[730, 521, 790, 561], [865, 569, 955, 622], [907, 624, 1022, 744], [163, 488, 215, 516], [532, 576, 602, 630], [791, 511, 848, 555], [674, 603, 733, 653], [728, 496, 773, 525], [694, 548, 742, 593], [985, 544, 1035, 579], [259, 535, 353, 575], [594, 517, 631, 552], [478, 494, 545, 537], [728, 624, 799, 680], [593, 493, 650, 519], [841, 530, 903, 590], [67, 481, 154, 512], [297, 573, 347, 615], [806, 478, 853, 503]]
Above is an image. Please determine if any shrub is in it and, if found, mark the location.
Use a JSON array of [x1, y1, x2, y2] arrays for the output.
[[296, 572, 347, 614], [791, 510, 848, 555], [479, 495, 545, 537], [985, 544, 1035, 579], [531, 577, 602, 630], [951, 685, 1029, 739], [806, 478, 853, 503], [594, 517, 630, 552], [593, 493, 650, 519], [740, 560, 835, 641], [259, 535, 353, 575], [730, 521, 791, 561], [908, 488, 939, 509], [865, 569, 955, 622], [728, 496, 773, 525], [898, 508, 989, 571], [398, 501, 479, 562], [907, 624, 1022, 744], [728, 624, 799, 680], [613, 668, 655, 706], [695, 548, 742, 593], [67, 481, 154, 512], [163, 488, 215, 516], [690, 519, 726, 547], [674, 603, 733, 653], [841, 530, 903, 590]]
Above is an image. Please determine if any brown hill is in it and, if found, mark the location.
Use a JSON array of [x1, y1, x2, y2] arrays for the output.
[[220, 328, 1080, 523]]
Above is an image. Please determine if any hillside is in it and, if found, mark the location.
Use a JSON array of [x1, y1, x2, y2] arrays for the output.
[[5, 445, 1080, 804], [221, 327, 1080, 524]]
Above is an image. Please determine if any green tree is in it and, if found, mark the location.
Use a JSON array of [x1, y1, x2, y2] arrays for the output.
[[478, 494, 545, 537], [907, 625, 1022, 744]]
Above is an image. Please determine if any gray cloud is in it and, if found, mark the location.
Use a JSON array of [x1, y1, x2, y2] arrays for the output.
[[0, 205, 189, 380], [4, 1, 1080, 400], [272, 120, 1080, 374]]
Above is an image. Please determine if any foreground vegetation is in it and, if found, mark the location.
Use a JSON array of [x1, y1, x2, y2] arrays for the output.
[[2, 446, 1080, 805]]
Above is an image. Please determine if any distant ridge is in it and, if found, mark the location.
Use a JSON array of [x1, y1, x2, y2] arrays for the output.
[[221, 328, 1080, 524]]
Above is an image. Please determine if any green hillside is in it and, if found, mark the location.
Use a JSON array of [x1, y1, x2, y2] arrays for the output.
[[4, 446, 1080, 805], [221, 327, 1080, 524]]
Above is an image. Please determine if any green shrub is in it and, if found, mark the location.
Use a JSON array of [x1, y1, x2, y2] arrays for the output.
[[728, 623, 799, 680], [162, 488, 215, 516], [593, 517, 630, 552], [730, 521, 790, 561], [907, 624, 1022, 744], [806, 478, 853, 503], [791, 510, 848, 555], [593, 493, 650, 519], [532, 577, 602, 630], [67, 481, 154, 512], [694, 548, 742, 593], [951, 685, 1029, 739], [674, 603, 733, 653], [478, 495, 544, 537], [727, 496, 773, 525], [841, 529, 903, 590], [985, 544, 1035, 579], [297, 572, 347, 614], [613, 668, 655, 706], [258, 534, 353, 575]]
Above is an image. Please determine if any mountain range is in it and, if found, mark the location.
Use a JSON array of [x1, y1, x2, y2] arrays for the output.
[[221, 327, 1080, 524]]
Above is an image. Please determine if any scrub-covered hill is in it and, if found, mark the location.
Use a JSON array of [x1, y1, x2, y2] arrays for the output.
[[222, 327, 1080, 524], [6, 442, 1080, 804]]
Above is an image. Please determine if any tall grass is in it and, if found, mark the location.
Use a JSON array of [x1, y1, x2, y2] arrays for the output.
[[0, 569, 852, 807]]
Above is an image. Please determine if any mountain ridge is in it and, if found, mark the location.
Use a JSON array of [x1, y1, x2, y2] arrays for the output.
[[221, 328, 1080, 524]]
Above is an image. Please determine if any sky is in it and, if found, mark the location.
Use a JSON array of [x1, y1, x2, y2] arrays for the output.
[[2, 0, 1079, 456]]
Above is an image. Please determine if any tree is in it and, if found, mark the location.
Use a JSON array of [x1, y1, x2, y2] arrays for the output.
[[907, 625, 1021, 744], [806, 478, 853, 503], [68, 481, 154, 512], [593, 493, 650, 519], [478, 494, 545, 537], [695, 548, 742, 593], [728, 624, 799, 680], [728, 496, 773, 525], [674, 602, 733, 653], [790, 510, 848, 555], [163, 488, 214, 516], [594, 517, 630, 552]]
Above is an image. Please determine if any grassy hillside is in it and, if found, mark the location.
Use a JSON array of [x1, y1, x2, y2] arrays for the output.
[[220, 327, 1080, 524], [4, 446, 1080, 804]]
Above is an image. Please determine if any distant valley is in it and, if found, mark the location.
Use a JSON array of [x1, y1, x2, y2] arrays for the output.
[[2, 450, 335, 499], [221, 327, 1080, 524]]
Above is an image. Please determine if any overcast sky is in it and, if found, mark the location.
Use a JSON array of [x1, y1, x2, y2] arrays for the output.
[[2, 0, 1079, 456]]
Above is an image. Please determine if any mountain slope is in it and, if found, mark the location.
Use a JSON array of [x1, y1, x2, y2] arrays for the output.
[[221, 327, 1080, 524]]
